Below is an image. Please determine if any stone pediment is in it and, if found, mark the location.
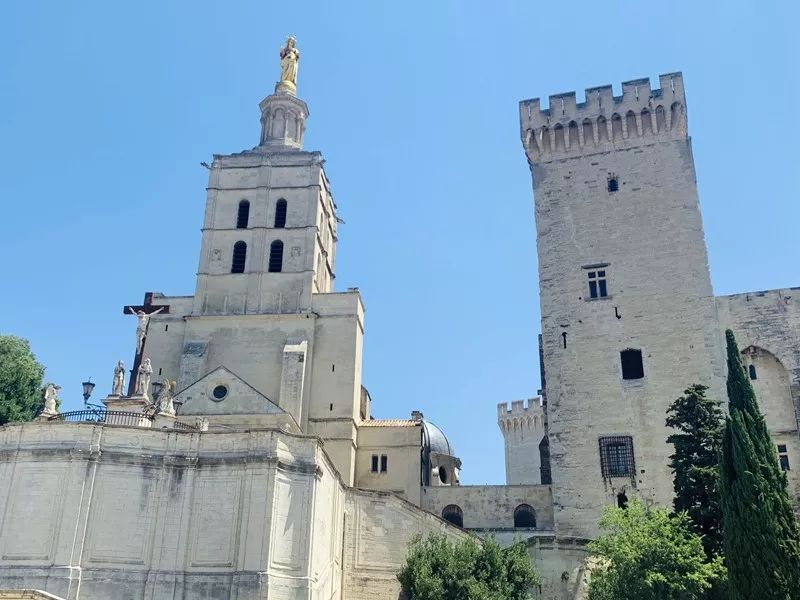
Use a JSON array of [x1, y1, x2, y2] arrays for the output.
[[174, 366, 284, 417]]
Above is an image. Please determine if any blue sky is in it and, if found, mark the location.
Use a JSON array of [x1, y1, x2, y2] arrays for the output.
[[2, 1, 797, 484]]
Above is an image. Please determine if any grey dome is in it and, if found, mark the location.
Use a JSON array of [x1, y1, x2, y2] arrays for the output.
[[422, 420, 455, 456]]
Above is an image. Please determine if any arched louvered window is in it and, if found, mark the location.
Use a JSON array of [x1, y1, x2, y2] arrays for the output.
[[268, 240, 284, 273], [274, 199, 287, 228], [441, 505, 463, 528], [513, 504, 537, 528], [231, 241, 247, 273], [237, 200, 250, 229]]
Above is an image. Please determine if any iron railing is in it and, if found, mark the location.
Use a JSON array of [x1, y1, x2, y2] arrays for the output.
[[50, 409, 151, 427]]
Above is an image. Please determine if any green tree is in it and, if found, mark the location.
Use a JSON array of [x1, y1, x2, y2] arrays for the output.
[[665, 384, 724, 559], [719, 329, 800, 599], [0, 335, 46, 425], [397, 533, 539, 600], [587, 499, 725, 600]]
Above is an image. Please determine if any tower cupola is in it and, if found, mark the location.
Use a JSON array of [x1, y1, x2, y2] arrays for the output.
[[259, 36, 307, 149]]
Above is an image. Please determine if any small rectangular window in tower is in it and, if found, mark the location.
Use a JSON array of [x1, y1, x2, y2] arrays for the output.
[[380, 454, 388, 473], [587, 270, 608, 299], [599, 436, 635, 478], [620, 349, 644, 380], [778, 445, 790, 471], [371, 455, 379, 473], [607, 174, 619, 193]]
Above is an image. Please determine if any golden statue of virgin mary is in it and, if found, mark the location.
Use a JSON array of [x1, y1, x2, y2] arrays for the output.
[[276, 36, 299, 94]]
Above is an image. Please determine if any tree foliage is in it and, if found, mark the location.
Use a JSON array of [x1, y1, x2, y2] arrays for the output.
[[0, 335, 46, 425], [397, 533, 539, 600], [665, 383, 724, 559], [719, 329, 800, 599], [587, 499, 725, 600]]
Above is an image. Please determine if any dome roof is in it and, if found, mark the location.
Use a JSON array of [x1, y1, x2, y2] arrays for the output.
[[422, 419, 455, 457]]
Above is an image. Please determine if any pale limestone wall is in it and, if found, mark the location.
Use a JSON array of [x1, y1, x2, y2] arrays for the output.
[[0, 422, 346, 600], [341, 490, 471, 600], [498, 398, 545, 484], [355, 424, 422, 504], [716, 288, 800, 505], [521, 73, 727, 537], [420, 485, 554, 530], [0, 592, 65, 599]]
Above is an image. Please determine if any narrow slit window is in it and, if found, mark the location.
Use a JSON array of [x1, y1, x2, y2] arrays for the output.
[[620, 349, 644, 380], [237, 200, 250, 229], [371, 455, 379, 473], [231, 241, 247, 273], [607, 175, 619, 193], [268, 240, 284, 272], [749, 364, 757, 380], [380, 454, 388, 473], [587, 270, 608, 299], [274, 199, 287, 228]]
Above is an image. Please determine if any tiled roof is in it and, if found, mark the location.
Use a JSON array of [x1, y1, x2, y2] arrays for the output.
[[360, 419, 419, 428]]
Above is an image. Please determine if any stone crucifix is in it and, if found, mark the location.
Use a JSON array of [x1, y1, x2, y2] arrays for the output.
[[123, 292, 170, 396]]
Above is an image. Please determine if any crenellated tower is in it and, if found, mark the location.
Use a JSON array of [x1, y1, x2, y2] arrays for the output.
[[519, 73, 726, 537], [497, 398, 547, 485]]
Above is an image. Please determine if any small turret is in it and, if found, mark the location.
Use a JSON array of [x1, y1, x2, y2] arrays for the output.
[[497, 398, 546, 485]]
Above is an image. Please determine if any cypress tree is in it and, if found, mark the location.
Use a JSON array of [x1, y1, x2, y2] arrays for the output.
[[719, 329, 800, 599], [666, 384, 724, 559]]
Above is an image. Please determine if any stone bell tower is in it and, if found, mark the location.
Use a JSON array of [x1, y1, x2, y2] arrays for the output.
[[132, 38, 364, 485], [519, 73, 726, 537]]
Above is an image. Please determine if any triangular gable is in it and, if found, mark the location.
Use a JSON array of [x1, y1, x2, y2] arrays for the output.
[[175, 366, 285, 416]]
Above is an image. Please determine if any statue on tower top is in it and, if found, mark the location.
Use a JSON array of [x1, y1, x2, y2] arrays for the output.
[[276, 36, 300, 95]]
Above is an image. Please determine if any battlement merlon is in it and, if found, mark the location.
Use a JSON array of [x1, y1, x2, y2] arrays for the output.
[[519, 72, 686, 135], [497, 398, 544, 419]]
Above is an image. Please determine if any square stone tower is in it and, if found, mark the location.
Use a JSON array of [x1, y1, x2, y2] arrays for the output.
[[519, 73, 726, 537]]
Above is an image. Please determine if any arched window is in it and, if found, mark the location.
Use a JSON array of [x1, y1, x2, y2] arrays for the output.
[[749, 364, 757, 380], [554, 124, 565, 151], [568, 121, 579, 149], [641, 109, 652, 135], [625, 110, 638, 138], [274, 199, 287, 228], [620, 348, 644, 380], [231, 241, 247, 273], [539, 437, 552, 484], [582, 119, 594, 146], [597, 116, 608, 142], [514, 504, 537, 528], [655, 105, 666, 132], [441, 504, 463, 528], [670, 102, 682, 131], [539, 127, 551, 151], [268, 240, 284, 273], [236, 200, 250, 229], [611, 114, 623, 140]]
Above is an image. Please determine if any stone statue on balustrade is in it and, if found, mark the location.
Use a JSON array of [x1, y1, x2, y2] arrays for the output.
[[40, 383, 60, 416], [111, 361, 126, 396], [155, 378, 176, 416], [134, 358, 153, 399]]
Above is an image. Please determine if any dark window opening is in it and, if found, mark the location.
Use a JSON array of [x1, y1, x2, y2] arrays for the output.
[[158, 368, 162, 376], [442, 505, 463, 528], [600, 436, 635, 478], [329, 403, 333, 412], [237, 200, 250, 229], [617, 491, 629, 509], [268, 240, 284, 272], [620, 349, 644, 380], [274, 199, 287, 228], [539, 437, 552, 484], [380, 454, 388, 473], [587, 269, 608, 299], [562, 332, 567, 349], [371, 455, 379, 473], [778, 445, 790, 471], [438, 466, 448, 484], [608, 176, 619, 193], [164, 324, 169, 331], [231, 241, 247, 273], [749, 364, 757, 380], [514, 504, 537, 528]]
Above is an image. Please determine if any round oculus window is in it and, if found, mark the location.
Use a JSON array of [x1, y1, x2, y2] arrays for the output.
[[212, 385, 228, 401]]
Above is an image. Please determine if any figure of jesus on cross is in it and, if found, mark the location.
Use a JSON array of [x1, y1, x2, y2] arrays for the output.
[[123, 292, 170, 396], [127, 305, 164, 355]]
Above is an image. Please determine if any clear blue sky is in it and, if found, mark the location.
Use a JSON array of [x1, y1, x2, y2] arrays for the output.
[[2, 1, 797, 484]]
